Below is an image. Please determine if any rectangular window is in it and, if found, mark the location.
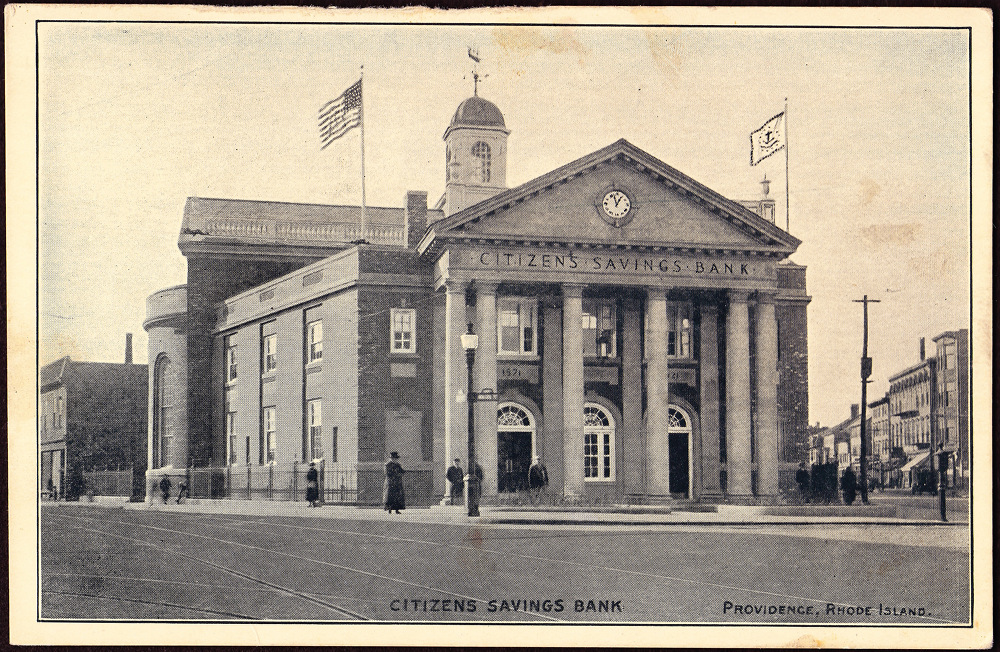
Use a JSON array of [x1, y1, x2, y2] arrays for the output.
[[666, 303, 692, 358], [263, 407, 276, 464], [56, 396, 64, 428], [582, 300, 616, 358], [226, 411, 237, 465], [307, 320, 323, 363], [307, 399, 323, 460], [498, 298, 536, 355], [226, 339, 238, 384], [391, 308, 416, 353], [262, 333, 277, 373]]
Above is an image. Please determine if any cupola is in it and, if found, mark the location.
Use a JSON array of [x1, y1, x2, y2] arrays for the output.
[[443, 95, 509, 216]]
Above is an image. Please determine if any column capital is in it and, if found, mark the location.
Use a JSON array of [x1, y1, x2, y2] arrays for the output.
[[755, 291, 777, 305], [646, 287, 667, 301], [444, 279, 468, 294], [472, 281, 498, 296], [700, 302, 719, 316], [729, 289, 751, 303], [561, 283, 585, 299]]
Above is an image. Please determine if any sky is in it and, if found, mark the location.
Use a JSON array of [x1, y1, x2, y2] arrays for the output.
[[35, 17, 973, 427]]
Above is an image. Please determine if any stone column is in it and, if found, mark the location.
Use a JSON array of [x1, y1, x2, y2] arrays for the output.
[[698, 304, 722, 497], [561, 284, 585, 498], [726, 290, 753, 498], [754, 293, 779, 497], [620, 296, 644, 498], [475, 283, 499, 496], [443, 281, 468, 481], [645, 288, 671, 496], [541, 300, 564, 493]]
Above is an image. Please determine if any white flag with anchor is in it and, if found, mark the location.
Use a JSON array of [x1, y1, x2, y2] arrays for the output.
[[750, 111, 786, 165]]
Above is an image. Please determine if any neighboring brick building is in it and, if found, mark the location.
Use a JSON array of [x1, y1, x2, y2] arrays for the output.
[[932, 329, 969, 488], [146, 93, 810, 505], [39, 348, 148, 498]]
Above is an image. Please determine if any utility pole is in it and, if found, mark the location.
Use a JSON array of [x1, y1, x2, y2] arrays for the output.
[[853, 295, 880, 505]]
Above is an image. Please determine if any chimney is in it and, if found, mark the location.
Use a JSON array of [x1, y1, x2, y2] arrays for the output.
[[125, 333, 133, 364], [404, 190, 428, 249], [919, 337, 926, 361], [850, 403, 859, 420]]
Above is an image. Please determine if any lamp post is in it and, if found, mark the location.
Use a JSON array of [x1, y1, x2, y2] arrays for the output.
[[461, 323, 481, 517]]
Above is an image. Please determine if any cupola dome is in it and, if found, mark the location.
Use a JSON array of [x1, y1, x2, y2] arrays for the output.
[[449, 96, 507, 130]]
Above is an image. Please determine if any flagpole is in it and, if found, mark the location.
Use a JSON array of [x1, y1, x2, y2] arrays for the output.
[[784, 97, 790, 233], [360, 65, 367, 239]]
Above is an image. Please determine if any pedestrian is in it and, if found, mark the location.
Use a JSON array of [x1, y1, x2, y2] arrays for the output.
[[384, 451, 405, 514], [841, 466, 857, 505], [795, 462, 811, 503], [306, 462, 319, 507], [158, 476, 172, 504], [466, 461, 483, 506], [527, 455, 549, 504], [176, 479, 189, 504], [446, 458, 465, 506]]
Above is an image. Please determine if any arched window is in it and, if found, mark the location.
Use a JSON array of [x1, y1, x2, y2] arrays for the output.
[[584, 403, 615, 480], [471, 141, 491, 183], [152, 355, 172, 468]]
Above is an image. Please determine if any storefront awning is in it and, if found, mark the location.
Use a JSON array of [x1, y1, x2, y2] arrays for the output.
[[900, 451, 931, 473]]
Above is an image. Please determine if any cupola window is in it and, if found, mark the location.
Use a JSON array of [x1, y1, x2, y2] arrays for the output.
[[471, 141, 491, 183]]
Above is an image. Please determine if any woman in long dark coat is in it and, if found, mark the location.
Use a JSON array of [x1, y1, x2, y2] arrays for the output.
[[384, 452, 405, 514], [306, 462, 319, 507]]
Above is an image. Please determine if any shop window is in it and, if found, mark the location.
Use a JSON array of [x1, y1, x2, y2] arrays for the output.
[[498, 298, 536, 355], [584, 404, 615, 481], [263, 407, 276, 464], [582, 299, 616, 358], [307, 399, 323, 461], [391, 308, 416, 353], [472, 141, 491, 183], [307, 320, 323, 363], [262, 333, 277, 374]]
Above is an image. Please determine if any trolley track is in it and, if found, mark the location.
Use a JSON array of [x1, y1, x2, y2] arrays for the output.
[[46, 511, 563, 622]]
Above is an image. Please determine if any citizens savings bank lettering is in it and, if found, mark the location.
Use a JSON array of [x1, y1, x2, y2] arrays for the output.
[[471, 249, 771, 278]]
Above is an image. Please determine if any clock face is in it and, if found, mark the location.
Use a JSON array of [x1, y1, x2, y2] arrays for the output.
[[602, 190, 631, 220]]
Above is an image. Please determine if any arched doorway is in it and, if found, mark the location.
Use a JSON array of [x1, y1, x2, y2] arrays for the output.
[[497, 402, 535, 493], [667, 405, 692, 498]]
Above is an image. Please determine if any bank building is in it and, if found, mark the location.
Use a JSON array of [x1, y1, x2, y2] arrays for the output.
[[145, 92, 810, 505]]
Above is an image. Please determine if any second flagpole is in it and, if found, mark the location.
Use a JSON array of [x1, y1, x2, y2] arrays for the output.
[[784, 97, 790, 233]]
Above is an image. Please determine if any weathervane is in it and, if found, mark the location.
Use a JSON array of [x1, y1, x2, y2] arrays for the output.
[[466, 47, 487, 96]]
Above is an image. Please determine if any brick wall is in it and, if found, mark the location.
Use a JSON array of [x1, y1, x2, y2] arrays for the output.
[[355, 247, 435, 504], [777, 264, 810, 464], [185, 255, 319, 464]]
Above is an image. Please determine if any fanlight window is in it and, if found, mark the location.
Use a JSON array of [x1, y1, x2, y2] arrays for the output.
[[498, 404, 533, 428], [667, 407, 689, 430], [584, 406, 611, 427]]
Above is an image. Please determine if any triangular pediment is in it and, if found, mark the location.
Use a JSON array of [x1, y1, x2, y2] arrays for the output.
[[420, 140, 799, 257]]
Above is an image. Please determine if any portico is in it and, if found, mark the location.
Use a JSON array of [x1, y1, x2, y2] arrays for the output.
[[421, 133, 803, 503]]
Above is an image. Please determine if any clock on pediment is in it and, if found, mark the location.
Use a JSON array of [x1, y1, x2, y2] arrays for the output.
[[594, 184, 638, 228]]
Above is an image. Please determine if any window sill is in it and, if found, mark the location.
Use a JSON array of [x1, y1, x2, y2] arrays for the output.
[[497, 353, 540, 363], [390, 351, 420, 361]]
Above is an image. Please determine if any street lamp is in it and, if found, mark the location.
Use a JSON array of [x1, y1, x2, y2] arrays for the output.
[[461, 323, 481, 517]]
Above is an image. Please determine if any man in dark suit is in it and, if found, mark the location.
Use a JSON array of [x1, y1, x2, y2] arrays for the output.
[[528, 455, 549, 505], [446, 458, 465, 505]]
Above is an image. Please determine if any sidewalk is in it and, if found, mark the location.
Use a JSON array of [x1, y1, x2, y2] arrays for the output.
[[46, 497, 968, 526]]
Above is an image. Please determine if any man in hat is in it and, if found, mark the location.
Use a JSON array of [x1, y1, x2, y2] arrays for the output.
[[527, 455, 549, 505], [384, 451, 405, 514], [446, 458, 465, 506]]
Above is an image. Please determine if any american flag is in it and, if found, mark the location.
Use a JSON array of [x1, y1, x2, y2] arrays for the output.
[[319, 79, 362, 150]]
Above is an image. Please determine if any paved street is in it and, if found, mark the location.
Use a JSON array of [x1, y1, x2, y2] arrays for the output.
[[40, 505, 970, 624]]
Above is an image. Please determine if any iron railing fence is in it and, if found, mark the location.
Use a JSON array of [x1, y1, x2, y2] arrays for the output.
[[152, 460, 359, 504]]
